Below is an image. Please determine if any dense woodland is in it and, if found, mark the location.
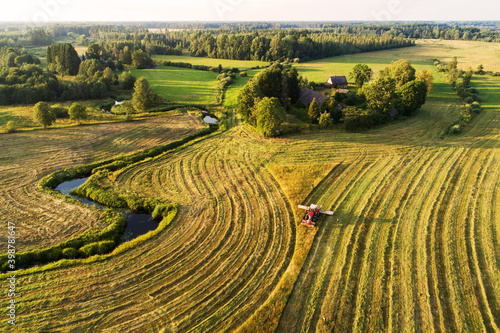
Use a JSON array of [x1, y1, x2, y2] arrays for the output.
[[189, 31, 413, 62]]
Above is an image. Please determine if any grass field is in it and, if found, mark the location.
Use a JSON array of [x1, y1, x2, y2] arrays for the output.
[[1, 41, 500, 332], [152, 54, 270, 70], [0, 99, 125, 130], [130, 66, 220, 105], [354, 39, 500, 71], [224, 69, 262, 109], [296, 39, 500, 84]]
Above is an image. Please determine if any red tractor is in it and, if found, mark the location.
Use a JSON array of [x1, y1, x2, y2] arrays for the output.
[[298, 204, 334, 227]]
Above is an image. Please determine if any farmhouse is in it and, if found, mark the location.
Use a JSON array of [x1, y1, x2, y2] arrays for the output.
[[299, 88, 327, 108], [325, 75, 348, 88]]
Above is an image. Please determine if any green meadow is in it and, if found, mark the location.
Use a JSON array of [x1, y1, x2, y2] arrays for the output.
[[130, 66, 220, 105], [152, 54, 270, 70]]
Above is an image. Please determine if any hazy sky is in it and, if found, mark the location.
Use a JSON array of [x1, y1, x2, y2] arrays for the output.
[[2, 0, 500, 23]]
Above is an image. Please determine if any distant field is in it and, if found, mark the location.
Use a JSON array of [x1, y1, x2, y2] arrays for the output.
[[295, 56, 435, 83], [130, 66, 219, 105], [344, 39, 500, 71], [152, 54, 270, 70], [224, 69, 262, 109]]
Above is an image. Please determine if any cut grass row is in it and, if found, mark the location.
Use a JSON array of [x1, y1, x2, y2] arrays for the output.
[[0, 113, 204, 252], [275, 74, 500, 332]]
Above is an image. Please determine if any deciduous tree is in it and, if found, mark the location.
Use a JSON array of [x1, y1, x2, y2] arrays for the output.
[[33, 102, 55, 129], [390, 59, 416, 87], [416, 70, 434, 93], [364, 77, 397, 114], [398, 80, 428, 115], [68, 102, 87, 124], [255, 97, 286, 137], [350, 64, 372, 88], [132, 77, 151, 113]]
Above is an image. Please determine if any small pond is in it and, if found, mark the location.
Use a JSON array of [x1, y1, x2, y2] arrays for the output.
[[55, 177, 160, 243], [201, 110, 219, 124]]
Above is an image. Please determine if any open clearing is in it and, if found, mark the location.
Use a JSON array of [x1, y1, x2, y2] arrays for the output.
[[130, 66, 220, 105], [1, 41, 500, 332], [153, 54, 270, 70]]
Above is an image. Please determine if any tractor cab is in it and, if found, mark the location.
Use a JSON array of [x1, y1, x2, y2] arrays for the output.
[[298, 204, 333, 227]]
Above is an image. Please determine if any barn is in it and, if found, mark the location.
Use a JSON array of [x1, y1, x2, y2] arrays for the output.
[[325, 76, 348, 88], [298, 88, 328, 108]]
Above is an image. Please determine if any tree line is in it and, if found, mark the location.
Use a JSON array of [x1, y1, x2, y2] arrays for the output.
[[189, 31, 413, 62]]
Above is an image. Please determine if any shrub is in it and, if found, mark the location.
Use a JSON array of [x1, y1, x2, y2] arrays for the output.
[[5, 120, 16, 133], [79, 240, 115, 257], [62, 247, 80, 259], [319, 112, 333, 128], [450, 124, 461, 134], [343, 107, 388, 131], [152, 204, 167, 219], [51, 105, 69, 119]]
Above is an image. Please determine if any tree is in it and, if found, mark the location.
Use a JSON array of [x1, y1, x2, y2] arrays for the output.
[[119, 46, 132, 65], [102, 67, 117, 87], [255, 64, 283, 99], [448, 56, 458, 72], [120, 101, 135, 116], [132, 50, 153, 69], [255, 97, 286, 137], [398, 80, 428, 115], [475, 64, 485, 75], [416, 70, 434, 93], [364, 77, 397, 114], [111, 101, 135, 116], [132, 77, 152, 113], [321, 97, 342, 123], [47, 43, 81, 76], [33, 102, 55, 129], [86, 44, 102, 60], [308, 98, 320, 123], [68, 102, 87, 124], [350, 64, 372, 88], [237, 79, 264, 125], [286, 67, 300, 104], [78, 59, 102, 77], [118, 71, 136, 90], [319, 112, 332, 128], [390, 59, 416, 87]]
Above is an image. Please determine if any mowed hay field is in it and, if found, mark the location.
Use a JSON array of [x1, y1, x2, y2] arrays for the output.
[[1, 42, 500, 332], [130, 66, 220, 105], [0, 114, 204, 252], [10, 125, 296, 332], [296, 39, 500, 83], [275, 75, 500, 332]]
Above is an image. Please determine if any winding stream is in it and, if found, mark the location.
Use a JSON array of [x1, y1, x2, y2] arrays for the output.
[[55, 178, 159, 243]]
